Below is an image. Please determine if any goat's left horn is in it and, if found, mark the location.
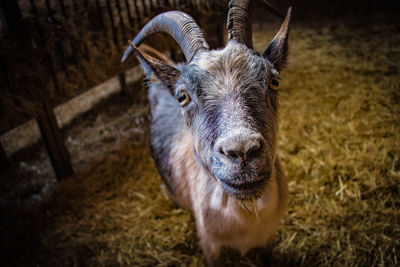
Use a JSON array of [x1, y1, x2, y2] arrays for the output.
[[227, 0, 253, 48], [121, 11, 209, 63]]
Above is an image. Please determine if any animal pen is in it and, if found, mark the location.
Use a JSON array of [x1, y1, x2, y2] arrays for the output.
[[0, 0, 399, 266], [0, 0, 226, 179]]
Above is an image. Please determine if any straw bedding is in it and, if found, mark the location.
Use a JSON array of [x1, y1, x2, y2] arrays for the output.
[[1, 22, 399, 266]]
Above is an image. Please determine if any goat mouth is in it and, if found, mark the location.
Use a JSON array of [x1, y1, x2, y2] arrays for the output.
[[218, 176, 268, 199]]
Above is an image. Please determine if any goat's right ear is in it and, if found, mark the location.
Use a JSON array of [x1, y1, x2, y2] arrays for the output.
[[130, 45, 181, 91]]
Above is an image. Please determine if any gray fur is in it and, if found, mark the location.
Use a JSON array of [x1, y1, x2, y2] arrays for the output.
[[147, 41, 281, 200]]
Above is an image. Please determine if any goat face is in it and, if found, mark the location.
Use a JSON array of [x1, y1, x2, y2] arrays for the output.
[[121, 4, 291, 201], [175, 42, 279, 200]]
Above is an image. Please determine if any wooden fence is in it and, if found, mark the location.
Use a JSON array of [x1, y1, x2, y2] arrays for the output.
[[0, 0, 226, 179]]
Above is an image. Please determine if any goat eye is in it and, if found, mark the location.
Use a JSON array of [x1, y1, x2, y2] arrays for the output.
[[269, 78, 279, 90], [177, 90, 190, 106]]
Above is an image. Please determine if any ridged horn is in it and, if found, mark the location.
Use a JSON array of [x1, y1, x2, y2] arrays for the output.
[[121, 11, 209, 63], [227, 0, 253, 48]]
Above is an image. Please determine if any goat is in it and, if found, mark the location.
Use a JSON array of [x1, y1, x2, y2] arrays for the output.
[[121, 0, 291, 263]]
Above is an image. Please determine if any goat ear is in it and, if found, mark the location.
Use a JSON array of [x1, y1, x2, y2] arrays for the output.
[[263, 7, 292, 72], [130, 44, 181, 91]]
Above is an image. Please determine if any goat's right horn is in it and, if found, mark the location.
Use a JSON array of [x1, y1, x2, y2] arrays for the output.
[[121, 11, 209, 63], [227, 0, 253, 48]]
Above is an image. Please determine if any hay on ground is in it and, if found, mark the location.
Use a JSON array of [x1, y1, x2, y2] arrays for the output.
[[1, 22, 399, 266]]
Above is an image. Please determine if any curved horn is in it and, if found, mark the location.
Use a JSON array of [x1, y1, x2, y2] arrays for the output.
[[121, 11, 209, 63], [227, 0, 253, 48]]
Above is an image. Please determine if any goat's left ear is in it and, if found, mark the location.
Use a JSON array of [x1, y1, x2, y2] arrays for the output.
[[130, 44, 181, 91], [263, 7, 292, 72]]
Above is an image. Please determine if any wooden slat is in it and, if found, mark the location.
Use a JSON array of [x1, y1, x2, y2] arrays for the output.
[[116, 0, 127, 42], [119, 72, 135, 103], [58, 0, 68, 17], [36, 102, 73, 180], [105, 0, 119, 47], [28, 0, 60, 92], [1, 91, 73, 179], [124, 0, 134, 27], [141, 0, 148, 17], [133, 0, 142, 24], [95, 0, 106, 30], [44, 0, 70, 80]]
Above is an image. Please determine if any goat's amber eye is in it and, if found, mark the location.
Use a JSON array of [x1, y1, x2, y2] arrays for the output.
[[270, 78, 279, 90], [177, 90, 190, 106]]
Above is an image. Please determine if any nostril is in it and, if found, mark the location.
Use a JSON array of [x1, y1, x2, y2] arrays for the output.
[[246, 141, 262, 159], [227, 149, 244, 161], [216, 133, 264, 163], [218, 146, 244, 163]]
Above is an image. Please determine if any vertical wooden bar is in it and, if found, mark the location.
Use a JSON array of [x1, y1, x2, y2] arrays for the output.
[[119, 72, 134, 102], [186, 0, 192, 9], [44, 0, 70, 80], [124, 0, 134, 27], [105, 0, 119, 47], [95, 0, 111, 50], [44, 0, 55, 22], [95, 0, 105, 30], [115, 0, 127, 42], [36, 103, 73, 180], [141, 0, 148, 17], [69, 0, 90, 63], [28, 0, 60, 92], [149, 0, 155, 11], [133, 0, 142, 25], [58, 0, 68, 18], [59, 0, 84, 74]]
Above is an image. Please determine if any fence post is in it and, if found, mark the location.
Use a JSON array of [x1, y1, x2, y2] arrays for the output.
[[36, 102, 73, 180], [133, 0, 141, 25], [44, 0, 70, 81], [119, 72, 135, 102], [105, 0, 119, 47], [116, 0, 127, 42], [28, 0, 60, 92], [124, 0, 134, 27], [141, 0, 148, 17]]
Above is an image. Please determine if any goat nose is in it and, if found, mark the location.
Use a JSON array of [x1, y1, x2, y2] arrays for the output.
[[218, 133, 263, 163]]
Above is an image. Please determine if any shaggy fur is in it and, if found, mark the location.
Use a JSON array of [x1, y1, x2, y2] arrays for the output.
[[127, 5, 292, 263], [136, 40, 289, 262]]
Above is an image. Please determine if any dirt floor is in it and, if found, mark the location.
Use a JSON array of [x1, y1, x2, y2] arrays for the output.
[[1, 22, 399, 266]]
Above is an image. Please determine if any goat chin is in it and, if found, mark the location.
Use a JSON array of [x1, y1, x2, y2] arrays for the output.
[[165, 128, 288, 263]]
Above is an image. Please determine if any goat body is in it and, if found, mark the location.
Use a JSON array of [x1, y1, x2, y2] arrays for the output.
[[148, 43, 288, 261], [121, 0, 292, 262]]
